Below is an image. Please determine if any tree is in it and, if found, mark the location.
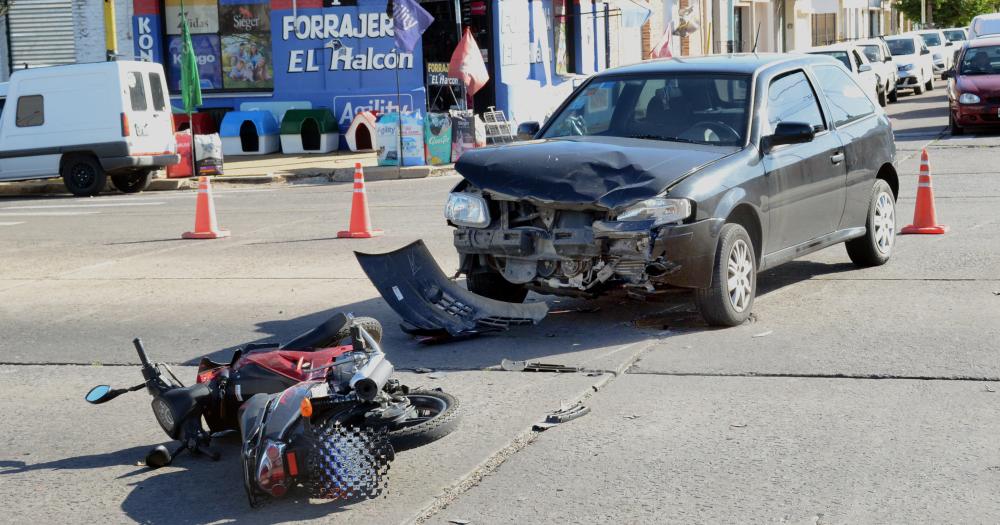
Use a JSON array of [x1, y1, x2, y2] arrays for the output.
[[0, 0, 11, 17], [897, 0, 1000, 28]]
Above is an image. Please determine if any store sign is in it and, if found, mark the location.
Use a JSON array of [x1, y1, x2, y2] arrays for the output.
[[165, 0, 220, 35], [167, 35, 223, 90], [278, 13, 414, 71], [219, 0, 271, 34], [133, 14, 164, 64], [427, 62, 459, 86]]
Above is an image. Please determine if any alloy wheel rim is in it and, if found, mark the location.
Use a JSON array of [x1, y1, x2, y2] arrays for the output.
[[873, 191, 895, 255], [726, 239, 753, 312]]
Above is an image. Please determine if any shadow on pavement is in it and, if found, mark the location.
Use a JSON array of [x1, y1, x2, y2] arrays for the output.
[[189, 258, 860, 371]]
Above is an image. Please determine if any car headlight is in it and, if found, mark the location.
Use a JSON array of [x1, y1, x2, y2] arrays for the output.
[[616, 198, 692, 226], [445, 192, 490, 228], [959, 92, 981, 104], [899, 63, 914, 71], [933, 53, 942, 60]]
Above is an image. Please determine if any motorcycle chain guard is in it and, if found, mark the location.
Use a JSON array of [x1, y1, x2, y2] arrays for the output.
[[355, 240, 548, 337]]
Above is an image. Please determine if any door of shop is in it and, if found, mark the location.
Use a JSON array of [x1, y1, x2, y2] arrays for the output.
[[420, 0, 496, 114]]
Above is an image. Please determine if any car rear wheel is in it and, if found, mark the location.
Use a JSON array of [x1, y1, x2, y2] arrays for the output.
[[694, 223, 756, 327], [61, 154, 107, 197], [110, 170, 153, 194], [467, 268, 528, 303], [846, 179, 896, 267]]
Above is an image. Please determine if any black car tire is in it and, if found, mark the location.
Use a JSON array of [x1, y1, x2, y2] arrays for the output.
[[110, 171, 153, 194], [389, 390, 460, 451], [694, 223, 756, 327], [846, 179, 896, 267], [888, 87, 898, 102], [914, 77, 925, 95], [878, 87, 888, 107], [61, 154, 107, 197], [925, 75, 934, 91], [950, 112, 965, 135], [467, 269, 528, 303]]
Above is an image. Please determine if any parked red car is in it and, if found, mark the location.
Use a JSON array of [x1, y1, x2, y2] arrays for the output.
[[945, 36, 1000, 135]]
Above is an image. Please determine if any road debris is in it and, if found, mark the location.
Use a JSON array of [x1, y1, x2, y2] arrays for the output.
[[533, 402, 591, 431], [752, 330, 773, 338], [730, 423, 747, 428], [501, 359, 582, 373], [448, 519, 471, 525], [624, 414, 641, 420]]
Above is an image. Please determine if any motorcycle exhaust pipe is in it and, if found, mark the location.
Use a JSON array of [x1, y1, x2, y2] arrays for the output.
[[349, 353, 394, 402]]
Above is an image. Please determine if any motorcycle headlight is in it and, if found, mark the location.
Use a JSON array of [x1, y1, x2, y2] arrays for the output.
[[445, 192, 490, 228], [959, 92, 981, 104], [616, 198, 692, 226]]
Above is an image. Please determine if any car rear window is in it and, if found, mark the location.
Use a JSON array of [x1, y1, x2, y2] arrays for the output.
[[886, 39, 915, 56], [128, 72, 148, 112], [149, 72, 166, 112]]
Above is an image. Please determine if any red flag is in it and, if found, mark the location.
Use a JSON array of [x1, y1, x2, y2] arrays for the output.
[[449, 27, 490, 96], [649, 29, 673, 59]]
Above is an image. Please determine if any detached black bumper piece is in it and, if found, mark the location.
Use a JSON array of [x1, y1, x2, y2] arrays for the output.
[[355, 240, 548, 336]]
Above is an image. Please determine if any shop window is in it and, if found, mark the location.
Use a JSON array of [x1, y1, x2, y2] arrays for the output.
[[554, 0, 578, 75], [15, 95, 43, 127], [164, 0, 273, 94]]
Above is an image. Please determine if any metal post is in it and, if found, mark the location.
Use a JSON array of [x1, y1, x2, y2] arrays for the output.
[[188, 111, 197, 178], [920, 0, 926, 26], [104, 0, 118, 60]]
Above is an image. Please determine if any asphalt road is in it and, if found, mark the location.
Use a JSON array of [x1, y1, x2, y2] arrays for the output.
[[3, 86, 1000, 524]]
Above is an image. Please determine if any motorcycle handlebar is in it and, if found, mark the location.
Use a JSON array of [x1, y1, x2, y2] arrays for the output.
[[133, 338, 152, 368]]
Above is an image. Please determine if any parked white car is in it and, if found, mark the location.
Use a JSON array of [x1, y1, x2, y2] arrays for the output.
[[915, 29, 955, 73], [805, 43, 884, 105], [0, 60, 179, 196], [858, 38, 900, 103], [942, 27, 969, 65], [885, 34, 936, 95], [969, 13, 1000, 40]]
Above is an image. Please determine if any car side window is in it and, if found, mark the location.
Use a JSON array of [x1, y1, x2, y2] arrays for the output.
[[149, 72, 167, 112], [764, 71, 825, 135], [15, 95, 44, 127], [812, 65, 876, 127]]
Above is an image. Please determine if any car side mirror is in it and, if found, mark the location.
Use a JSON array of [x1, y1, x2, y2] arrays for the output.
[[946, 41, 954, 46], [859, 64, 873, 73], [516, 121, 540, 139], [942, 69, 952, 79], [884, 56, 893, 63], [921, 48, 930, 55], [763, 122, 816, 152]]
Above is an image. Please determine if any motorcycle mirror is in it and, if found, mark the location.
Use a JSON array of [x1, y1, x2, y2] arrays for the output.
[[85, 385, 121, 404], [144, 445, 173, 469]]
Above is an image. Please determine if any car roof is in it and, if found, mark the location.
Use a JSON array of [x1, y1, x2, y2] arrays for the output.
[[914, 29, 944, 34], [968, 35, 1000, 48], [885, 34, 916, 41], [596, 53, 827, 77], [806, 43, 858, 52]]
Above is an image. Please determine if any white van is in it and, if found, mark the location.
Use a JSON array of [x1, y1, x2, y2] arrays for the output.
[[0, 60, 179, 196]]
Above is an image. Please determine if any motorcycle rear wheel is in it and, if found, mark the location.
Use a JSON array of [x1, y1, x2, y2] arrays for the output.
[[389, 390, 460, 451]]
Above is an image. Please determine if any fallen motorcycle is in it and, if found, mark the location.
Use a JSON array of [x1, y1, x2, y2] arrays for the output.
[[85, 313, 459, 506]]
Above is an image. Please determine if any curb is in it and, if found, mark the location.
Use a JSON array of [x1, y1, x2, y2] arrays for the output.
[[0, 164, 456, 197]]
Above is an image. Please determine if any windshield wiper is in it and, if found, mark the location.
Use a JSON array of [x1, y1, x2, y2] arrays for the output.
[[628, 134, 669, 141]]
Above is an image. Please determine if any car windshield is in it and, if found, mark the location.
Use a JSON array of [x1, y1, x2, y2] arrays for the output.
[[542, 74, 750, 146], [943, 30, 966, 42], [811, 51, 852, 69], [886, 38, 915, 56], [960, 45, 1000, 75], [920, 33, 942, 46], [860, 45, 881, 62]]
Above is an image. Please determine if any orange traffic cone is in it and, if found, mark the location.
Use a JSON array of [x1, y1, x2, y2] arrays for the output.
[[182, 176, 230, 239], [900, 149, 948, 235], [337, 163, 382, 238]]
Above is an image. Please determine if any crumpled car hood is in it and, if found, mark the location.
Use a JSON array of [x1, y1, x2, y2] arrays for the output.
[[454, 136, 737, 210]]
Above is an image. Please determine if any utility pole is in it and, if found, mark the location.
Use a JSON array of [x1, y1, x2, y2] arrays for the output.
[[920, 0, 926, 26], [104, 0, 118, 60]]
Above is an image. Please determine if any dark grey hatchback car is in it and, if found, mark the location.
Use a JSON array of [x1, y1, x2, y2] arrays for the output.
[[445, 54, 898, 326]]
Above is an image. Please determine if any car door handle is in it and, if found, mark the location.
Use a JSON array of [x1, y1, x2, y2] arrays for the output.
[[830, 152, 845, 164]]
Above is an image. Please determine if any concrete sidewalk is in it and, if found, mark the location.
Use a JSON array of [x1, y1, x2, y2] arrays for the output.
[[0, 149, 456, 197]]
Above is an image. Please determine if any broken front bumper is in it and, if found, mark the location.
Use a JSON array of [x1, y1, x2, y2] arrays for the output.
[[355, 240, 549, 336], [454, 217, 723, 290]]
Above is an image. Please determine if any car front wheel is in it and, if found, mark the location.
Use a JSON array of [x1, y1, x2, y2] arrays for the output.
[[61, 154, 107, 197], [846, 179, 896, 267], [694, 223, 756, 327]]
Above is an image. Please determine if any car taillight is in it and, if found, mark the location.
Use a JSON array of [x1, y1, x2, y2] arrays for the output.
[[256, 441, 288, 497], [121, 113, 130, 137]]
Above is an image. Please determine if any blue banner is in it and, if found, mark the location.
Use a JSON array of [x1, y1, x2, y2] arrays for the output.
[[167, 34, 224, 90]]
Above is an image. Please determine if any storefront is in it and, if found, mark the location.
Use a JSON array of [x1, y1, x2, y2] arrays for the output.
[[131, 0, 642, 143]]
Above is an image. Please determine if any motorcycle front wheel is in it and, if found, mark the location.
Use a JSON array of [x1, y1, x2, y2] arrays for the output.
[[389, 390, 460, 451]]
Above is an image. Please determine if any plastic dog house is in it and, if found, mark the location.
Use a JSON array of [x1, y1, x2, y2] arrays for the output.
[[239, 101, 311, 126], [220, 110, 280, 156], [346, 111, 377, 151], [280, 109, 339, 154]]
